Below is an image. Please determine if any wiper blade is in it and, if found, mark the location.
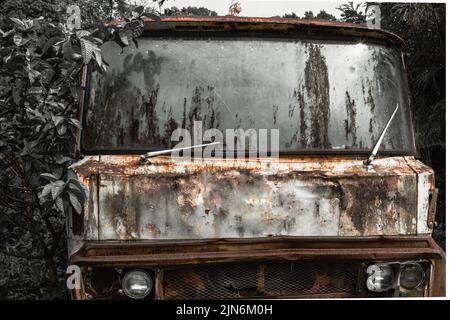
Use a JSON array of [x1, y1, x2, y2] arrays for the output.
[[364, 104, 399, 166], [140, 142, 221, 162]]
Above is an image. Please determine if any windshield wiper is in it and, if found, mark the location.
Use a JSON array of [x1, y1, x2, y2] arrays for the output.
[[363, 104, 399, 167], [140, 142, 221, 162]]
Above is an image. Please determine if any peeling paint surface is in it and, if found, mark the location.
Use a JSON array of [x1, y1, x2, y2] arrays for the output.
[[67, 155, 434, 248], [404, 157, 435, 234]]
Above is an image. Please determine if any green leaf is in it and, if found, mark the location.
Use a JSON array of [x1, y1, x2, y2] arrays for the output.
[[72, 53, 83, 61], [90, 37, 103, 45], [10, 18, 26, 30], [69, 192, 82, 215], [52, 115, 64, 127], [62, 40, 74, 60], [23, 19, 35, 30], [119, 30, 129, 46], [51, 180, 65, 200], [68, 183, 86, 203], [133, 6, 145, 18], [93, 50, 103, 69], [130, 19, 145, 38], [80, 38, 96, 64], [40, 173, 57, 181], [0, 28, 14, 38], [27, 69, 41, 84], [39, 183, 53, 202], [52, 167, 63, 180], [55, 196, 64, 212], [75, 30, 91, 38], [57, 124, 67, 135], [12, 79, 22, 106], [69, 118, 81, 129], [42, 36, 64, 55], [69, 178, 88, 200], [55, 156, 72, 164]]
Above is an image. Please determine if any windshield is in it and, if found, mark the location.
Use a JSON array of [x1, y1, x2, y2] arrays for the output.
[[82, 36, 414, 153]]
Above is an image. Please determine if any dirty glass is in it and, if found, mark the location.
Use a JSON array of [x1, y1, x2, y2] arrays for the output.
[[83, 37, 414, 153]]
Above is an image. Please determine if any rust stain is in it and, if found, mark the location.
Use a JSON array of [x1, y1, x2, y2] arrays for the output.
[[144, 223, 162, 237], [338, 176, 416, 235], [344, 91, 357, 147], [140, 86, 161, 145], [69, 234, 444, 298], [70, 236, 445, 298], [272, 104, 279, 125], [367, 87, 376, 114], [303, 44, 331, 149], [293, 88, 308, 147], [70, 155, 431, 242], [366, 87, 376, 143], [108, 16, 404, 46]]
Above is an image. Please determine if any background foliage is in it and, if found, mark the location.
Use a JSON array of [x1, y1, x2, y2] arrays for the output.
[[0, 0, 151, 299], [0, 1, 445, 299]]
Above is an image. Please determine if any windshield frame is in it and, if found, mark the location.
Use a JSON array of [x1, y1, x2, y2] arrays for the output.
[[79, 31, 416, 157]]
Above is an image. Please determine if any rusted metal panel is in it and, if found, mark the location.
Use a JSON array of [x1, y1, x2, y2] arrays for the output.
[[427, 188, 438, 228], [109, 16, 404, 46], [70, 236, 445, 297], [430, 246, 446, 297], [70, 236, 443, 266], [69, 155, 431, 243], [404, 156, 435, 235]]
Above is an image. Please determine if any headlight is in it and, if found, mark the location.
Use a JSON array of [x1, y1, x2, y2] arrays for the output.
[[399, 262, 425, 290], [121, 270, 152, 299], [366, 261, 429, 295], [366, 263, 395, 292]]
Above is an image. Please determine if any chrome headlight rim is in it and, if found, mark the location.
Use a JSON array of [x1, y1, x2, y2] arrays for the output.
[[366, 261, 428, 293], [121, 269, 153, 299], [366, 263, 395, 292], [399, 262, 425, 290]]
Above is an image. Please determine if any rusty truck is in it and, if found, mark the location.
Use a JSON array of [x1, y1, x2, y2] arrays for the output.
[[68, 17, 445, 299]]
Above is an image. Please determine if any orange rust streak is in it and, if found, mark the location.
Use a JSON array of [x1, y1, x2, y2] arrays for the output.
[[142, 16, 368, 29], [72, 155, 419, 177], [108, 15, 404, 46]]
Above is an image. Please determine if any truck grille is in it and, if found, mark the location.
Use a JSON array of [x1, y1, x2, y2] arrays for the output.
[[162, 261, 360, 299]]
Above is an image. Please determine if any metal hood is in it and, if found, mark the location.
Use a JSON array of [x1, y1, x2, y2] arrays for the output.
[[68, 155, 434, 247]]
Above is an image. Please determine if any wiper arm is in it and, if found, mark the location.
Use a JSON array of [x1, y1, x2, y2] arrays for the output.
[[140, 142, 221, 162], [363, 104, 399, 167]]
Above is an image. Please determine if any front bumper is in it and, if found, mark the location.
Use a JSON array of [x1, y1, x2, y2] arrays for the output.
[[69, 236, 445, 299]]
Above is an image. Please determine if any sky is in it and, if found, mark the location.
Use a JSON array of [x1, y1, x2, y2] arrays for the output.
[[133, 0, 366, 18]]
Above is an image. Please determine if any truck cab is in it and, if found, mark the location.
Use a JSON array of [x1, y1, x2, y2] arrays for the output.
[[69, 16, 445, 299]]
